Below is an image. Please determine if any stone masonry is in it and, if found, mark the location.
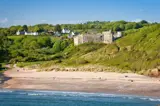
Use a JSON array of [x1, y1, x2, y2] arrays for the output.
[[74, 30, 122, 46]]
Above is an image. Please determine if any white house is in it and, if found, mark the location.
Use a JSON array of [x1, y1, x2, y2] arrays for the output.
[[68, 32, 76, 38], [24, 31, 38, 35], [113, 31, 122, 38], [16, 30, 38, 35], [16, 30, 24, 35], [62, 28, 70, 34], [71, 32, 75, 36], [16, 30, 20, 35]]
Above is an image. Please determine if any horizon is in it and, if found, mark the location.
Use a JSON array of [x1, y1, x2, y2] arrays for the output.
[[0, 20, 157, 28], [0, 0, 160, 27]]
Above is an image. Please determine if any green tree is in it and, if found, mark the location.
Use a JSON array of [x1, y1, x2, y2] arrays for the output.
[[29, 41, 40, 50], [54, 24, 62, 33], [0, 35, 10, 62], [52, 40, 61, 53], [37, 37, 52, 48], [34, 26, 40, 32], [61, 40, 69, 50], [23, 25, 28, 31], [140, 20, 148, 24]]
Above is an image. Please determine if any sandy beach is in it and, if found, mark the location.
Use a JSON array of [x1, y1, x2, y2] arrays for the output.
[[2, 67, 160, 97]]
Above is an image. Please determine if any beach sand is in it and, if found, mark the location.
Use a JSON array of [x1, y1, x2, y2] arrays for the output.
[[2, 67, 160, 97]]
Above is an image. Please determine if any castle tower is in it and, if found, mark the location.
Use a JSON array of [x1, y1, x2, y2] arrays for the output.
[[74, 34, 84, 45], [103, 31, 113, 44]]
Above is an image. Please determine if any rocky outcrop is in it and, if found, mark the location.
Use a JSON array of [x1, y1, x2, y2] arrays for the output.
[[148, 67, 160, 77]]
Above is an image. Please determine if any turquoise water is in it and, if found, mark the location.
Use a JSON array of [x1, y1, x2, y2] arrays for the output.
[[0, 89, 160, 106]]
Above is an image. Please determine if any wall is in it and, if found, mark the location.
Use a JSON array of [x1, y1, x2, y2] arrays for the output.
[[74, 31, 121, 45]]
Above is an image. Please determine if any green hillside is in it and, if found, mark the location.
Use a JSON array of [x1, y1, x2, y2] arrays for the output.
[[60, 24, 160, 74], [0, 23, 160, 75]]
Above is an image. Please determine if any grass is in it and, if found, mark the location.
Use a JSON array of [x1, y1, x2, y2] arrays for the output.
[[0, 63, 8, 73], [11, 24, 160, 75], [60, 24, 160, 73], [16, 61, 46, 68]]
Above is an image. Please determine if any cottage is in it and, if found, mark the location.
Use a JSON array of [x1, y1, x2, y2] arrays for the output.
[[25, 31, 38, 35], [62, 28, 70, 34], [16, 30, 25, 35], [16, 30, 38, 35]]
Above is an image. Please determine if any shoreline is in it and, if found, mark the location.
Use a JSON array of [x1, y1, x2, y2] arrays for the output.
[[1, 88, 160, 99], [2, 67, 160, 97]]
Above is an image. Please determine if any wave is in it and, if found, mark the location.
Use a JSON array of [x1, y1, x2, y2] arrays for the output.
[[0, 89, 160, 102], [0, 89, 13, 93]]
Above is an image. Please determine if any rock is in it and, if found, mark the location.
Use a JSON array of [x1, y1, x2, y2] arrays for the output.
[[157, 66, 160, 70], [149, 68, 160, 77], [128, 79, 134, 82], [125, 75, 128, 78]]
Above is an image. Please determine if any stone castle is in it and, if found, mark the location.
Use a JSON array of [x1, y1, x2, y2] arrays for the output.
[[74, 30, 122, 45]]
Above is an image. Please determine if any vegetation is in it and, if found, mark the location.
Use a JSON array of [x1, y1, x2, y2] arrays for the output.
[[0, 20, 160, 75], [61, 24, 160, 74], [0, 20, 151, 36]]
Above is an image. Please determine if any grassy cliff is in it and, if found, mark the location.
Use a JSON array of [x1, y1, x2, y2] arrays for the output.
[[56, 24, 160, 74]]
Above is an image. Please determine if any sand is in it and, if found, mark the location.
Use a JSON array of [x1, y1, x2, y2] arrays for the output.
[[2, 67, 160, 97]]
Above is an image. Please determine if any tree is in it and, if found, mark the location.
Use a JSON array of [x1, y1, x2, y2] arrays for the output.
[[9, 26, 19, 35], [61, 40, 69, 50], [140, 20, 148, 24], [76, 24, 83, 29], [37, 37, 52, 48], [33, 26, 40, 32], [23, 25, 28, 31], [0, 35, 10, 62], [52, 40, 61, 53], [54, 24, 62, 33], [0, 64, 2, 69], [29, 41, 40, 50], [18, 26, 24, 31]]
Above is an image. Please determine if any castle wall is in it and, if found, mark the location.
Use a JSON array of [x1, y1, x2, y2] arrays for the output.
[[73, 36, 80, 46], [74, 31, 121, 45], [103, 31, 113, 44]]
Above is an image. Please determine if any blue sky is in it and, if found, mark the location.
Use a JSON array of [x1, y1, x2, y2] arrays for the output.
[[0, 0, 160, 27]]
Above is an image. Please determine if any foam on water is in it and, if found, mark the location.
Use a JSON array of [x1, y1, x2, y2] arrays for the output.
[[0, 89, 160, 106]]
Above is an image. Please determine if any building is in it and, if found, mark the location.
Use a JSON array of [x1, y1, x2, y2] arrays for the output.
[[24, 31, 38, 35], [62, 28, 71, 34], [54, 31, 61, 36], [16, 30, 25, 35], [68, 32, 76, 38], [16, 30, 38, 35], [73, 30, 122, 46]]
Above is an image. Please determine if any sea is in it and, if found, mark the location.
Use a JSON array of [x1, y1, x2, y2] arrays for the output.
[[0, 89, 160, 106]]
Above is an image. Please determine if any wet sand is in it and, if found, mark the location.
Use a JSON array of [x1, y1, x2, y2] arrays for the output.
[[2, 67, 160, 97]]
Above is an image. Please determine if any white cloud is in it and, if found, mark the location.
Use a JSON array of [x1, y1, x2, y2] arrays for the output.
[[0, 18, 8, 23]]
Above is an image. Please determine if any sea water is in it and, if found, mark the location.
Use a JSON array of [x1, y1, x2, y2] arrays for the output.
[[0, 89, 160, 106]]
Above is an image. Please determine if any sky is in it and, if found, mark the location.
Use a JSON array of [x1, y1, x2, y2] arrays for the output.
[[0, 0, 160, 27]]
